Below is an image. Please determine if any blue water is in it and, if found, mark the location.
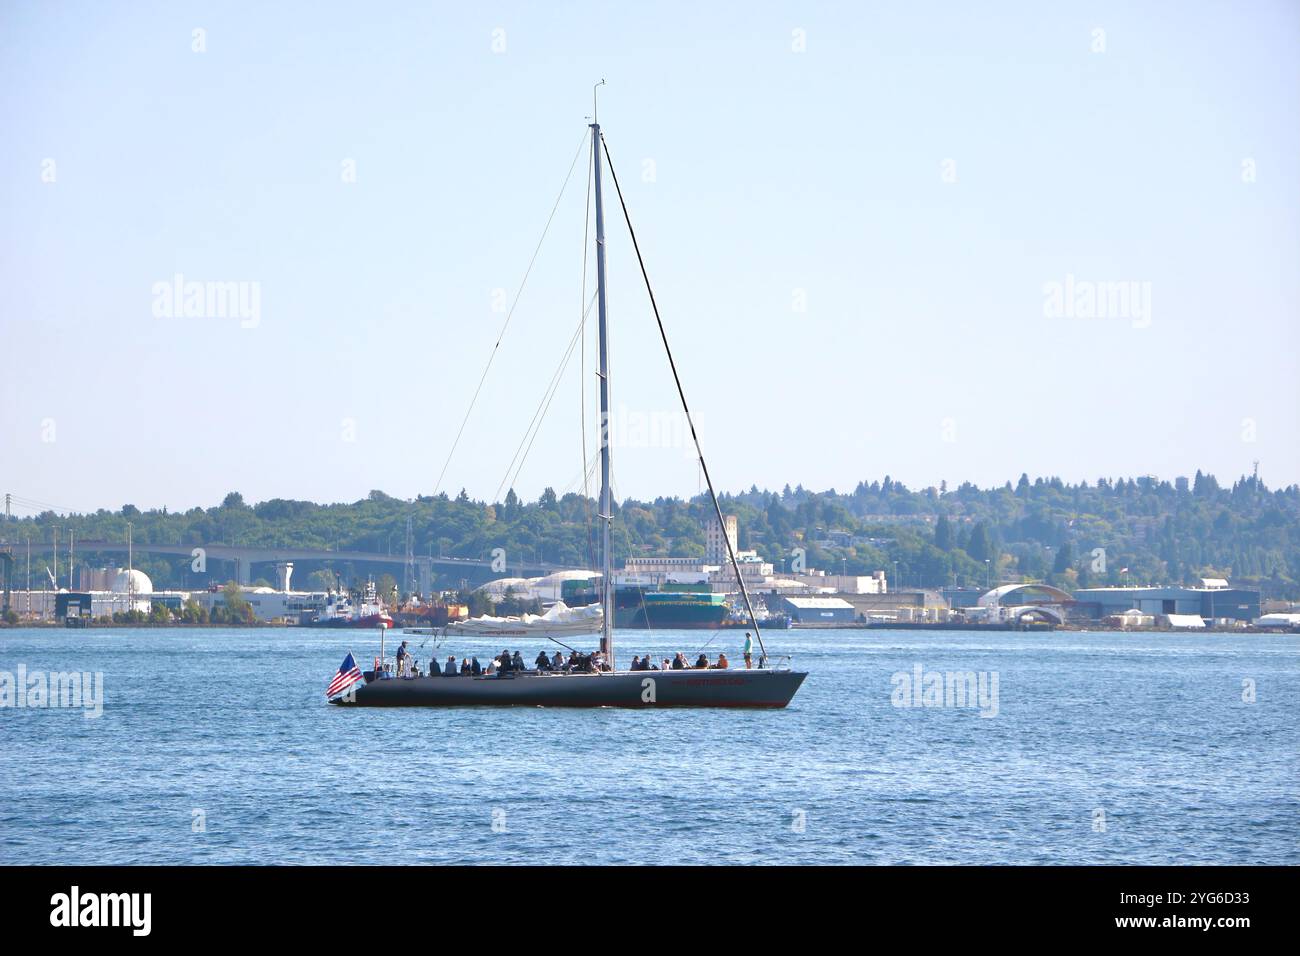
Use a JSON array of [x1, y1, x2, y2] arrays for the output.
[[0, 627, 1295, 865]]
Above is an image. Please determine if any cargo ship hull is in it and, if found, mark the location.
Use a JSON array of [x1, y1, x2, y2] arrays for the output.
[[612, 587, 728, 629]]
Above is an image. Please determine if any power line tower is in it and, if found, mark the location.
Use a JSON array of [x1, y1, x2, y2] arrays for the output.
[[403, 514, 415, 599]]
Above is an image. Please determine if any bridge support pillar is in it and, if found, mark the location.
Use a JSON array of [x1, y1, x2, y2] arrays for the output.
[[417, 559, 432, 597]]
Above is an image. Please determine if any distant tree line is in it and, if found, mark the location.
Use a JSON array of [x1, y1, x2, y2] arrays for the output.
[[2, 471, 1297, 599]]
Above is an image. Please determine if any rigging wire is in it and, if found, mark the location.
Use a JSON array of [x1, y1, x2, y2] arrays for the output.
[[492, 291, 598, 504], [691, 627, 729, 662], [507, 316, 591, 499], [598, 132, 770, 662], [557, 446, 601, 499], [431, 128, 590, 499]]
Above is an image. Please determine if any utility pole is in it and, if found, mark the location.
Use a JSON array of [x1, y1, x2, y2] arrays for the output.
[[127, 521, 134, 617]]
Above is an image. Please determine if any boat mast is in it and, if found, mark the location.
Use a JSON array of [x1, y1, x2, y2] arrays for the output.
[[591, 118, 614, 672]]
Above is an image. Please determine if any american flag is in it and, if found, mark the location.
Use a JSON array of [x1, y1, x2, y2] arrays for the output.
[[326, 652, 363, 698]]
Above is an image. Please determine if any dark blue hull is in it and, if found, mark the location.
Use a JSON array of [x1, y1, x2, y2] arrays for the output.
[[333, 668, 806, 708]]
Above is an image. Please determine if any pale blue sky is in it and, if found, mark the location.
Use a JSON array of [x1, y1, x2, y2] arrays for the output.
[[2, 0, 1297, 515]]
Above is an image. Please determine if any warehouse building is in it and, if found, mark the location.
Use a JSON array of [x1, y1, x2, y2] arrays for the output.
[[776, 595, 857, 625], [1071, 585, 1260, 623]]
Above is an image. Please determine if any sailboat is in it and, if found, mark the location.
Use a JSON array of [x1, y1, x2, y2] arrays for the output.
[[334, 103, 807, 708]]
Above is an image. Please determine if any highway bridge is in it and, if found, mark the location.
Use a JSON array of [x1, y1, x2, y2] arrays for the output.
[[3, 540, 571, 592]]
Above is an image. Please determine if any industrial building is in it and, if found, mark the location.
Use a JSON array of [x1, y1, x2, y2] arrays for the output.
[[941, 586, 987, 610], [1071, 585, 1260, 624], [184, 587, 328, 621], [704, 514, 738, 565], [19, 569, 158, 620], [781, 570, 887, 594], [775, 595, 857, 624], [832, 590, 947, 623]]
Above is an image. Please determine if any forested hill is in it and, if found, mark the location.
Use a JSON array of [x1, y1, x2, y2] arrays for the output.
[[3, 471, 1298, 599]]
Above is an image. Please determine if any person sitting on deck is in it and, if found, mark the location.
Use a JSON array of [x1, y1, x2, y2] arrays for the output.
[[470, 656, 482, 675], [694, 653, 709, 669], [535, 650, 552, 671], [444, 655, 458, 676], [671, 653, 687, 670], [496, 651, 512, 674], [643, 654, 657, 670], [512, 650, 525, 672], [428, 656, 442, 676], [630, 655, 642, 671], [715, 652, 729, 670], [486, 658, 497, 675], [662, 658, 672, 671], [552, 650, 565, 671]]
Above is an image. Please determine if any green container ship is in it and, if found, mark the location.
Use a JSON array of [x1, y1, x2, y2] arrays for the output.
[[561, 578, 730, 629], [614, 586, 729, 629]]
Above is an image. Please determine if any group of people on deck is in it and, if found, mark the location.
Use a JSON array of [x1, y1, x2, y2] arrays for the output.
[[388, 631, 762, 679], [534, 649, 607, 673], [625, 633, 763, 671], [629, 651, 729, 670], [428, 649, 541, 676]]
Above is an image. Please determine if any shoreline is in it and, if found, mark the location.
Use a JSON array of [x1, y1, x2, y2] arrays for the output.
[[1, 621, 1295, 636]]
